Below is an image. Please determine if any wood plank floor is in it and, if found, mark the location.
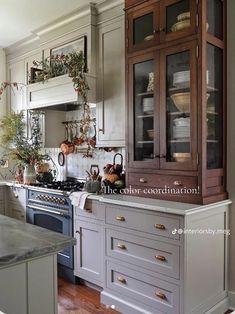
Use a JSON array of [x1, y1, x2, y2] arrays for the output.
[[58, 278, 120, 314], [58, 277, 233, 314]]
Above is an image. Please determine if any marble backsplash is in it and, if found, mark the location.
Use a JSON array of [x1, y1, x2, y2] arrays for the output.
[[41, 147, 125, 181]]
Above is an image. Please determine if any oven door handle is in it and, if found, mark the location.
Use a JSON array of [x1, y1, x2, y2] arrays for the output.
[[27, 205, 68, 217]]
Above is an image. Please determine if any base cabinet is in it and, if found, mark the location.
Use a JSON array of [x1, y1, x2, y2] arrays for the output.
[[6, 186, 26, 221], [100, 200, 230, 314]]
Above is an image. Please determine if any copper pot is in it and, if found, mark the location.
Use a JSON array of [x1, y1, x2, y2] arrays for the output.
[[60, 125, 75, 155]]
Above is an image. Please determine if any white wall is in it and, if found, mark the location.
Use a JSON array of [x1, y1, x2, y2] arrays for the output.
[[227, 0, 235, 296]]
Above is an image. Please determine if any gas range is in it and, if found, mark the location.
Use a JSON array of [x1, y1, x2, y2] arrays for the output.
[[28, 180, 85, 195]]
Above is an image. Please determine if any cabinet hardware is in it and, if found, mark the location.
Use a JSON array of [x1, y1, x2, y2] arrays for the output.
[[153, 29, 159, 34], [197, 152, 199, 165], [159, 154, 166, 158], [117, 243, 126, 250], [139, 178, 147, 183], [98, 128, 104, 132], [117, 276, 126, 284], [155, 255, 166, 262], [75, 230, 80, 234], [154, 224, 166, 230], [85, 209, 92, 213], [155, 292, 166, 300], [159, 27, 166, 32], [196, 45, 199, 58], [116, 216, 125, 222], [173, 181, 183, 186]]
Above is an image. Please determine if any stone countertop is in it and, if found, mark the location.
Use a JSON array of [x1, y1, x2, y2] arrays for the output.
[[88, 194, 232, 216], [0, 215, 76, 268]]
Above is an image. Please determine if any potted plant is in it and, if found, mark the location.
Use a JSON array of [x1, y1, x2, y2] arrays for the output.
[[0, 110, 44, 184]]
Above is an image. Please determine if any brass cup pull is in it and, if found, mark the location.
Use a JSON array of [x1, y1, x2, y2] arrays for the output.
[[154, 224, 166, 230], [85, 208, 92, 213], [117, 276, 126, 284], [116, 216, 125, 222], [117, 243, 126, 250], [139, 178, 147, 183], [155, 292, 167, 300], [155, 255, 166, 262], [174, 180, 183, 186]]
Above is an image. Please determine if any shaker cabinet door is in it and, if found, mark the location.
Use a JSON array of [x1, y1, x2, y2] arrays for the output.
[[96, 18, 125, 147], [74, 219, 104, 287]]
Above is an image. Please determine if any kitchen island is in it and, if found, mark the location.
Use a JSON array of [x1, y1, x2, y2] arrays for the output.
[[0, 215, 76, 314]]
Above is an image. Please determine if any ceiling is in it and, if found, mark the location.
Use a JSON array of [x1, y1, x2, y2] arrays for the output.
[[0, 0, 101, 48]]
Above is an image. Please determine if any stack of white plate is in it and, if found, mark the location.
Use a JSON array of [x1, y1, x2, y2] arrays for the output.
[[173, 117, 190, 139], [173, 70, 190, 88], [143, 97, 154, 115]]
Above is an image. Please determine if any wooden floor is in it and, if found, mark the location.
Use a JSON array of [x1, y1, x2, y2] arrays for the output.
[[58, 277, 233, 314], [58, 278, 120, 314]]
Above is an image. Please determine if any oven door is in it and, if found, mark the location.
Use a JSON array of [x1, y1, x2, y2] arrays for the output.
[[26, 205, 73, 269]]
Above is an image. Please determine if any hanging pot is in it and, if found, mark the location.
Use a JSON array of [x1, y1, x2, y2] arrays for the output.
[[60, 124, 75, 155], [23, 164, 36, 185]]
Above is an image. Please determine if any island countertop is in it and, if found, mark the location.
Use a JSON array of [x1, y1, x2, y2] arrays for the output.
[[0, 215, 76, 268]]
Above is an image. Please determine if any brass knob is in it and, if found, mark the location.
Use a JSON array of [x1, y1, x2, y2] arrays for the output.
[[155, 292, 166, 300], [154, 224, 166, 230], [174, 181, 183, 186], [116, 216, 125, 222], [117, 277, 126, 284], [139, 178, 147, 183], [117, 243, 126, 250], [155, 255, 166, 262]]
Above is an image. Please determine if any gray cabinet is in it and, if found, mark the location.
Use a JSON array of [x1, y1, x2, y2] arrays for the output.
[[0, 187, 5, 215], [96, 17, 125, 147], [6, 186, 26, 221], [101, 201, 230, 314], [74, 200, 104, 287]]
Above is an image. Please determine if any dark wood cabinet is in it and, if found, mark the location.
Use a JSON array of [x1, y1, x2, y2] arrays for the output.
[[125, 0, 227, 204]]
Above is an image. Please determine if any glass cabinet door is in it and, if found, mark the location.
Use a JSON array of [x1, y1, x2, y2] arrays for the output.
[[127, 3, 159, 52], [206, 44, 223, 169], [160, 0, 197, 42], [129, 53, 159, 168], [160, 42, 197, 170], [207, 0, 224, 40]]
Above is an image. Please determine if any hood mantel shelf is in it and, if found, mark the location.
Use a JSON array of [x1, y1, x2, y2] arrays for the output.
[[26, 73, 96, 111]]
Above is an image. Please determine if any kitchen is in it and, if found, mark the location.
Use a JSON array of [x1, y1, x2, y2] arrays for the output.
[[0, 0, 235, 314]]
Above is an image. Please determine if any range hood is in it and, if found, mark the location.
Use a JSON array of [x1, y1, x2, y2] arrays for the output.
[[26, 73, 96, 111]]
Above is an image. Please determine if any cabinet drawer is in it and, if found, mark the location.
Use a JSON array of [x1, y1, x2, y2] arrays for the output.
[[75, 200, 104, 221], [105, 206, 180, 240], [107, 229, 180, 279], [128, 173, 198, 189], [8, 187, 26, 205], [107, 261, 179, 314]]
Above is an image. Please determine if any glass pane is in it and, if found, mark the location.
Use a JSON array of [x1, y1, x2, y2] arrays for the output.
[[34, 214, 63, 233], [166, 0, 190, 34], [207, 0, 223, 39], [134, 13, 154, 45], [166, 50, 191, 163], [207, 44, 223, 169], [134, 59, 154, 161]]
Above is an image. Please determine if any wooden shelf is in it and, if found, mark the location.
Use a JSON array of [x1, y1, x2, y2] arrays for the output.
[[137, 91, 154, 97], [207, 111, 218, 115], [207, 140, 219, 143], [169, 139, 191, 143], [137, 140, 154, 144], [136, 114, 154, 118], [168, 111, 190, 116]]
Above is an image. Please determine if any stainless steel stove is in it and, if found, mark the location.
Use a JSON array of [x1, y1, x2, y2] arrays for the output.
[[26, 179, 84, 282]]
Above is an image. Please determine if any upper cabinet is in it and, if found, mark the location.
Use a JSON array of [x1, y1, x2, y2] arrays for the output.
[[125, 0, 227, 204], [96, 17, 125, 147], [126, 0, 197, 52]]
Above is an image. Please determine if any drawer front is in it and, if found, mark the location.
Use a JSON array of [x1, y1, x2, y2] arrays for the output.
[[75, 200, 104, 221], [128, 173, 198, 189], [105, 206, 180, 240], [107, 229, 180, 279], [107, 261, 179, 314]]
